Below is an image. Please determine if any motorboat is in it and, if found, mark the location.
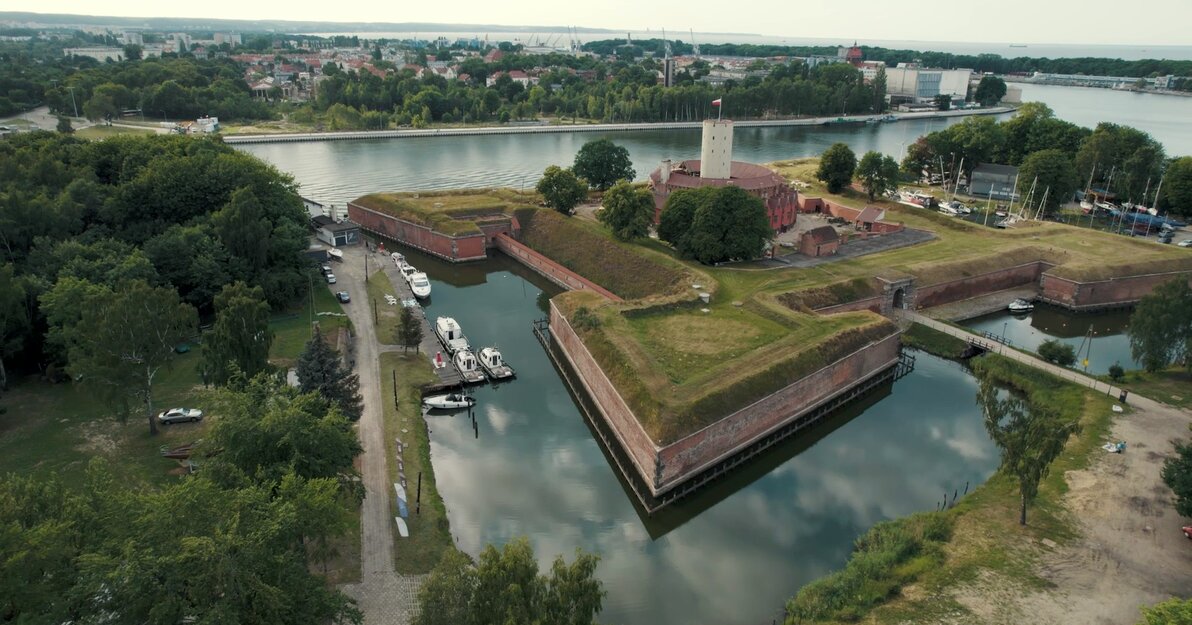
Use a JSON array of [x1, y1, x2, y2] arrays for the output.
[[453, 350, 487, 384], [434, 316, 470, 354], [422, 392, 475, 410], [1079, 200, 1095, 213], [1008, 298, 1034, 314], [327, 248, 344, 261], [399, 264, 418, 283], [390, 252, 406, 265], [478, 347, 515, 380], [410, 272, 432, 299], [938, 205, 960, 216]]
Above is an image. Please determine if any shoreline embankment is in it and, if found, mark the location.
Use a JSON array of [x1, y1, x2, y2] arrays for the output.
[[222, 107, 1015, 145]]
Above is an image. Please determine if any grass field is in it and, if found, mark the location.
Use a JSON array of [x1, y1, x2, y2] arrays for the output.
[[901, 322, 970, 359], [270, 276, 351, 366], [1111, 367, 1192, 409], [353, 189, 537, 236], [74, 124, 155, 139], [366, 270, 400, 345], [379, 352, 456, 573]]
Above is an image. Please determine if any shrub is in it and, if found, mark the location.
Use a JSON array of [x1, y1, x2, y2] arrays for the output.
[[1038, 339, 1076, 366], [1107, 363, 1125, 382]]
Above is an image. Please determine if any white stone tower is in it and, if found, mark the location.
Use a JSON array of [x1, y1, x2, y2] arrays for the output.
[[699, 119, 734, 180]]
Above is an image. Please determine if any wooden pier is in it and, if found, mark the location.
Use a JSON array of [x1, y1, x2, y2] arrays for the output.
[[378, 258, 462, 390]]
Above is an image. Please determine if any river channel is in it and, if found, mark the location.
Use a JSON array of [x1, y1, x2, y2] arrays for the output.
[[400, 247, 997, 624], [235, 84, 1170, 622], [961, 305, 1138, 375]]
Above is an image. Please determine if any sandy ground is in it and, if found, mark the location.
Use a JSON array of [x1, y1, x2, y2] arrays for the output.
[[951, 387, 1192, 625]]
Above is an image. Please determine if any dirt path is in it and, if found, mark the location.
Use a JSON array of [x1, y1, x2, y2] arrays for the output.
[[334, 245, 424, 624], [901, 311, 1192, 622]]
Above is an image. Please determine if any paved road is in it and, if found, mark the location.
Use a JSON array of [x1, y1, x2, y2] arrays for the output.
[[334, 245, 424, 625]]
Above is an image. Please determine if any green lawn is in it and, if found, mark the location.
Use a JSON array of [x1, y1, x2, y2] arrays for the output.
[[74, 124, 155, 139], [270, 276, 350, 367], [1112, 367, 1192, 408], [379, 352, 456, 573], [366, 270, 400, 345]]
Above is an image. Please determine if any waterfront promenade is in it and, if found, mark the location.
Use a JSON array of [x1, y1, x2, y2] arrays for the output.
[[223, 106, 1013, 144]]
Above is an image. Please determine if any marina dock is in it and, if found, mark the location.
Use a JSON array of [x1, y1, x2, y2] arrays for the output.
[[378, 256, 462, 390]]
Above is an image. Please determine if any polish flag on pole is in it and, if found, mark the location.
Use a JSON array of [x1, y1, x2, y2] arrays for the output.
[[712, 97, 723, 120], [711, 98, 722, 106]]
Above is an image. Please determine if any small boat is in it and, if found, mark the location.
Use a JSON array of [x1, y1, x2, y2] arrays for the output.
[[410, 272, 432, 299], [399, 264, 418, 283], [434, 317, 470, 354], [390, 252, 406, 265], [1008, 298, 1034, 314], [453, 350, 487, 384], [478, 347, 515, 380], [939, 205, 960, 216], [995, 210, 1008, 217], [327, 248, 344, 260], [422, 392, 475, 410], [395, 517, 409, 538]]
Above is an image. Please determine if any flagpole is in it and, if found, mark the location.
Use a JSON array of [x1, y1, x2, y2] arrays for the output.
[[718, 97, 722, 121]]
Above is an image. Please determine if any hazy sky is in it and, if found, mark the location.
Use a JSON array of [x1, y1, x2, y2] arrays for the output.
[[3, 0, 1191, 46]]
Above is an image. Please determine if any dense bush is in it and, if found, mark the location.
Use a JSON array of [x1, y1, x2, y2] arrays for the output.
[[1038, 339, 1077, 366]]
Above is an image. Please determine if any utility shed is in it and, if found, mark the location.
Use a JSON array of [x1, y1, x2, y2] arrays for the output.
[[800, 226, 840, 257], [312, 215, 361, 247], [969, 163, 1019, 201]]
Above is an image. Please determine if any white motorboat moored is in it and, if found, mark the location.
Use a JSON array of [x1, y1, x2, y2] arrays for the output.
[[410, 272, 432, 299], [478, 347, 515, 380], [1008, 298, 1034, 314], [453, 350, 487, 384], [434, 317, 470, 354], [422, 392, 475, 410], [390, 252, 406, 265], [399, 264, 418, 283]]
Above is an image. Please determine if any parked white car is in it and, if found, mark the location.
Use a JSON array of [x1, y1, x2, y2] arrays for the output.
[[157, 407, 203, 424]]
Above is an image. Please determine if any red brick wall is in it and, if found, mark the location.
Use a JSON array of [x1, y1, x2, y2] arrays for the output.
[[1041, 271, 1192, 309], [654, 332, 901, 492], [870, 221, 904, 234], [915, 262, 1049, 309], [549, 302, 660, 488], [347, 202, 487, 262], [799, 236, 840, 257], [494, 234, 623, 301]]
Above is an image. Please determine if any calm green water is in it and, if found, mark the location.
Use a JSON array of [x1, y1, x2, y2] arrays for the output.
[[395, 246, 997, 625], [961, 305, 1138, 375]]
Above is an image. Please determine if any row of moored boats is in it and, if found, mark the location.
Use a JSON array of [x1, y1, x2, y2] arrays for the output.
[[392, 252, 432, 299], [434, 316, 515, 384]]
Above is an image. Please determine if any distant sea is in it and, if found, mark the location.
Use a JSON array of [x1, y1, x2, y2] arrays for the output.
[[308, 31, 1192, 61]]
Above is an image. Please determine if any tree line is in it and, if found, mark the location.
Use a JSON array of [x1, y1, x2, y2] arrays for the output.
[[581, 38, 1192, 84], [901, 102, 1190, 215]]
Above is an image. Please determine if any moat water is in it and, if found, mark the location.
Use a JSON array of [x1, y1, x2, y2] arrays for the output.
[[237, 84, 1166, 623]]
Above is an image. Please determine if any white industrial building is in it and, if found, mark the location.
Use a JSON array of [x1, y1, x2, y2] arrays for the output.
[[884, 65, 973, 104]]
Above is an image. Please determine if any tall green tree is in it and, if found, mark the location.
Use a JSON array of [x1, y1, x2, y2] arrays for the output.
[[1162, 156, 1192, 218], [1128, 279, 1192, 372], [1017, 149, 1080, 214], [68, 281, 198, 435], [200, 281, 273, 386], [572, 139, 635, 191], [296, 326, 363, 421], [978, 378, 1079, 525], [816, 143, 857, 193], [536, 165, 588, 215], [56, 116, 73, 134], [1161, 440, 1192, 518], [657, 188, 701, 253], [685, 186, 771, 264], [597, 181, 653, 241], [212, 187, 272, 277], [973, 75, 1007, 106], [0, 264, 28, 392], [398, 305, 423, 352], [855, 151, 900, 201], [414, 537, 604, 625]]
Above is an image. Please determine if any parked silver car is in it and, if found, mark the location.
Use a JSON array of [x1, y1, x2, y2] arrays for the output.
[[157, 407, 203, 424]]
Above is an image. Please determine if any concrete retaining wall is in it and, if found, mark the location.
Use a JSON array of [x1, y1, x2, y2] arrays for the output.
[[495, 234, 622, 301], [347, 202, 488, 262], [653, 332, 901, 492]]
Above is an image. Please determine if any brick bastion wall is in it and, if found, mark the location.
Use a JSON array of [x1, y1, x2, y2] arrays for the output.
[[549, 300, 901, 498], [347, 201, 488, 262], [1040, 270, 1192, 310], [915, 261, 1054, 309], [494, 234, 622, 301]]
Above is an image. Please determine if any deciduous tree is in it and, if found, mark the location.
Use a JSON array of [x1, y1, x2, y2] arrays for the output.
[[1128, 279, 1192, 372], [0, 264, 28, 391], [398, 305, 423, 352], [1162, 156, 1192, 218], [978, 379, 1079, 525], [686, 186, 771, 264], [597, 181, 653, 241], [817, 143, 857, 193], [414, 537, 604, 625], [1161, 440, 1192, 518], [855, 151, 900, 201], [1017, 149, 1080, 214], [68, 281, 197, 435], [572, 139, 634, 191], [200, 281, 273, 386], [973, 75, 1007, 106], [536, 165, 588, 215], [1037, 339, 1077, 366]]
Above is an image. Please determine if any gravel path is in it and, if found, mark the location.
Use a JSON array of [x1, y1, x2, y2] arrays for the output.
[[335, 245, 424, 625]]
